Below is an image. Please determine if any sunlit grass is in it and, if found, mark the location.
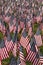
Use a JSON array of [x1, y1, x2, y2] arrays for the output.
[[26, 60, 32, 65], [40, 46, 43, 56], [32, 23, 39, 34], [0, 32, 4, 39]]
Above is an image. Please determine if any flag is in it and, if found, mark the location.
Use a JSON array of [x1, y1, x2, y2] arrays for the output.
[[5, 40, 14, 52], [20, 21, 25, 29], [9, 23, 14, 32], [36, 16, 42, 23], [19, 46, 26, 65], [0, 60, 1, 65], [12, 43, 17, 57], [4, 16, 11, 23], [0, 23, 2, 32], [18, 25, 21, 33], [26, 50, 40, 65], [20, 36, 29, 48], [26, 43, 31, 53], [1, 47, 9, 60], [2, 25, 6, 35], [39, 56, 43, 64], [13, 18, 16, 25]]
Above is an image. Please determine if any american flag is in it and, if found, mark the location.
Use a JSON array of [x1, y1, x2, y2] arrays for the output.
[[2, 25, 6, 35], [18, 25, 21, 33], [12, 43, 17, 57], [19, 51, 25, 62], [5, 40, 14, 52], [20, 28, 29, 48], [39, 56, 43, 64], [20, 21, 25, 29], [34, 35, 42, 47], [0, 23, 2, 32], [36, 16, 42, 23], [0, 60, 1, 65], [13, 18, 16, 26], [3, 16, 11, 23], [1, 47, 9, 60], [9, 23, 14, 32], [17, 45, 26, 65], [28, 27, 33, 37], [13, 25, 17, 34], [26, 49, 40, 65], [26, 43, 31, 53], [20, 36, 29, 48]]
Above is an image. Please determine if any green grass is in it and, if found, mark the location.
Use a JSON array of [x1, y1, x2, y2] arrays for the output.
[[33, 23, 39, 34], [22, 47, 27, 57], [40, 46, 43, 55], [26, 60, 32, 65], [10, 31, 14, 38], [0, 32, 4, 39], [4, 21, 9, 28], [17, 33, 21, 41], [2, 58, 10, 65], [40, 30, 43, 36], [17, 29, 22, 41]]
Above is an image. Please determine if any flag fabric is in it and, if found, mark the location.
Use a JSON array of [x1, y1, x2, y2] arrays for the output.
[[5, 40, 14, 52], [1, 47, 9, 60], [5, 40, 10, 52], [39, 56, 43, 64], [34, 35, 42, 47], [9, 23, 14, 32], [0, 23, 2, 32], [17, 45, 26, 65], [36, 16, 42, 23], [3, 16, 11, 23], [26, 36, 40, 65], [20, 35, 29, 48], [26, 43, 31, 53], [13, 25, 17, 34], [2, 25, 6, 35], [12, 43, 17, 57], [0, 61, 1, 65], [20, 21, 25, 29], [13, 18, 16, 26], [26, 49, 40, 65], [19, 51, 25, 62], [18, 25, 21, 33], [20, 28, 29, 48]]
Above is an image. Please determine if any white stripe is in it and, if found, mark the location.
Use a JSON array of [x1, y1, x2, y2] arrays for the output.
[[26, 50, 31, 60], [30, 52, 35, 62], [20, 52, 24, 55], [28, 51, 33, 61], [29, 51, 34, 61], [32, 53, 36, 62]]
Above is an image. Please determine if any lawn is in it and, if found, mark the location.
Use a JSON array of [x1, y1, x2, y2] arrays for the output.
[[0, 32, 4, 39], [10, 31, 14, 38], [22, 46, 27, 57], [40, 46, 43, 56], [26, 60, 32, 65], [40, 30, 43, 36], [32, 23, 39, 34], [17, 29, 22, 41], [2, 58, 10, 65]]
